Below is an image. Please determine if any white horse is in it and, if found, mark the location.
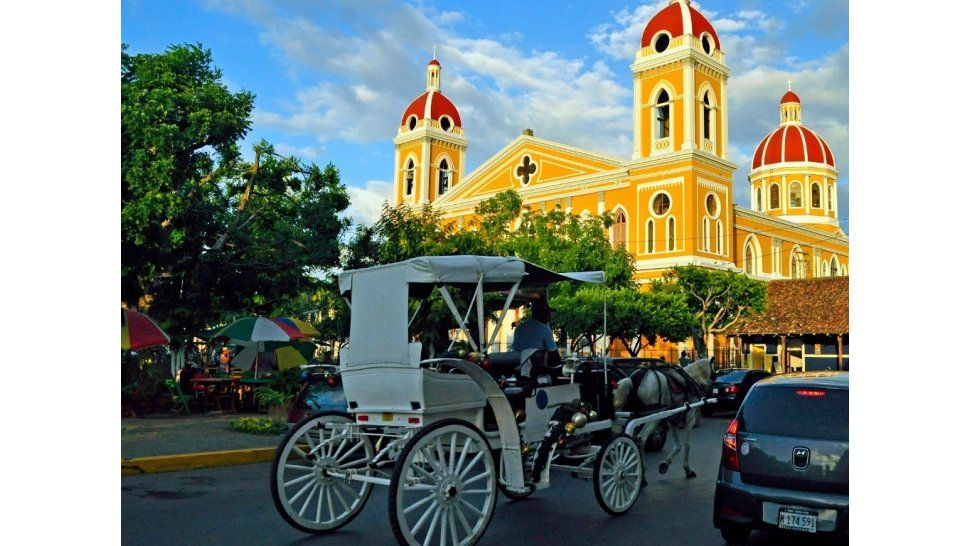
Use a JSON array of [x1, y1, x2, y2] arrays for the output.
[[613, 358, 714, 482]]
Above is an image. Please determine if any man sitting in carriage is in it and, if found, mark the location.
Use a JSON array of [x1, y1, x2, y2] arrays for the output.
[[510, 297, 562, 377]]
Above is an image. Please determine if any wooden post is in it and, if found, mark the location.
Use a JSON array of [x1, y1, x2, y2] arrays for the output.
[[780, 335, 788, 373], [836, 334, 844, 371]]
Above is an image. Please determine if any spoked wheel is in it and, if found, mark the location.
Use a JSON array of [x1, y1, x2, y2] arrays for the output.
[[389, 419, 497, 545], [271, 412, 375, 534], [593, 433, 643, 515]]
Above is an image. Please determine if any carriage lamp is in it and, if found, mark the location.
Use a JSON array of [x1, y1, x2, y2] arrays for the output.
[[571, 412, 588, 429], [588, 410, 598, 421], [467, 352, 482, 363], [564, 422, 576, 434], [521, 445, 532, 455], [326, 372, 340, 387], [515, 409, 527, 423]]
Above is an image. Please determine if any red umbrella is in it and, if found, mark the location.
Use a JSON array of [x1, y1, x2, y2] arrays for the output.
[[122, 308, 171, 350]]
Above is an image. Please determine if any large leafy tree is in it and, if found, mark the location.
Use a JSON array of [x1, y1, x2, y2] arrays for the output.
[[657, 265, 768, 357], [122, 43, 350, 344]]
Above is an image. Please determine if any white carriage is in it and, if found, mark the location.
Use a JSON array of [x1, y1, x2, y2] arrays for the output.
[[270, 256, 713, 545]]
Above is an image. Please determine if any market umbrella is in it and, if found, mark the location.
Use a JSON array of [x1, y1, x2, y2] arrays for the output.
[[272, 317, 321, 338], [211, 317, 309, 376], [264, 340, 317, 370], [122, 308, 170, 350]]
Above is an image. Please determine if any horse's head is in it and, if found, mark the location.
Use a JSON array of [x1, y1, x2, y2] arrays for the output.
[[684, 357, 714, 389], [613, 377, 632, 409]]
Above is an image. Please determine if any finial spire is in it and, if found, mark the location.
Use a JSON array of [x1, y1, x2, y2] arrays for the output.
[[788, 78, 792, 92], [433, 42, 438, 60]]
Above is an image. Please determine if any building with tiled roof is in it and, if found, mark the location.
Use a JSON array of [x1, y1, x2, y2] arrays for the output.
[[727, 276, 848, 372]]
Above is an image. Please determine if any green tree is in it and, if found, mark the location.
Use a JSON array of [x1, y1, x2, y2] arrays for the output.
[[122, 43, 350, 349], [658, 265, 767, 357]]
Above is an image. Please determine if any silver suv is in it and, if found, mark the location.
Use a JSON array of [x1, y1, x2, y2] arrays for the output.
[[713, 372, 848, 543]]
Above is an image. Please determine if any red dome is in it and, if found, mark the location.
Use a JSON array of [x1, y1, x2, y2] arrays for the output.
[[401, 90, 462, 128], [641, 0, 720, 50], [780, 91, 800, 104], [752, 125, 834, 169], [428, 59, 440, 67]]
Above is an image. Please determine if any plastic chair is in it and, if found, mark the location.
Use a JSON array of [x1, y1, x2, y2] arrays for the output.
[[164, 379, 193, 414]]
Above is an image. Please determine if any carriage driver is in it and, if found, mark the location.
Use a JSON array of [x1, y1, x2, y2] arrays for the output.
[[511, 297, 563, 371]]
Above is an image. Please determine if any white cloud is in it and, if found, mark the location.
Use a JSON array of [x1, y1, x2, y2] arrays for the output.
[[273, 142, 322, 159], [587, 2, 667, 60], [344, 180, 393, 226], [437, 11, 463, 25]]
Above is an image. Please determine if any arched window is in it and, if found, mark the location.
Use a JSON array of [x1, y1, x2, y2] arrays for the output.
[[702, 92, 712, 140], [755, 187, 762, 212], [667, 217, 675, 251], [744, 243, 756, 274], [828, 185, 834, 210], [830, 256, 840, 277], [769, 184, 780, 209], [715, 220, 723, 254], [702, 218, 710, 252], [404, 159, 415, 195], [437, 159, 450, 195], [646, 219, 654, 253], [655, 89, 671, 139], [811, 183, 821, 208], [822, 260, 830, 276], [612, 210, 627, 249], [790, 250, 806, 279], [789, 181, 803, 208]]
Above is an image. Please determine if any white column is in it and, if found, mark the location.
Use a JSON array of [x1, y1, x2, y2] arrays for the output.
[[419, 140, 431, 204], [682, 60, 696, 150], [632, 73, 642, 160], [781, 176, 788, 214], [720, 76, 729, 159], [597, 191, 605, 214], [392, 148, 401, 205]]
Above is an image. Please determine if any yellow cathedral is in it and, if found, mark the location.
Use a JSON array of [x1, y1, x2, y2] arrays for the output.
[[391, 0, 849, 289]]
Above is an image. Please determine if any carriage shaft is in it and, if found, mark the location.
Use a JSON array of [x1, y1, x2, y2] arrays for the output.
[[618, 398, 717, 435], [325, 470, 391, 487]]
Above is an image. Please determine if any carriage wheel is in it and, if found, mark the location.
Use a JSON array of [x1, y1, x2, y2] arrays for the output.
[[271, 412, 374, 534], [593, 433, 643, 515], [389, 419, 497, 545]]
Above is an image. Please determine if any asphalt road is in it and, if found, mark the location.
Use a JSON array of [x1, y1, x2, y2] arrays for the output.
[[122, 414, 844, 545]]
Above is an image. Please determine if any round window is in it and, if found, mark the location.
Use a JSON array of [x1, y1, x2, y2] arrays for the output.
[[701, 34, 713, 55], [407, 115, 417, 131], [706, 194, 719, 217], [440, 116, 452, 132], [652, 193, 671, 216], [654, 33, 670, 53]]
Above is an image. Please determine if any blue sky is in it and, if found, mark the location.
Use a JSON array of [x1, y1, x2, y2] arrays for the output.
[[122, 0, 848, 231]]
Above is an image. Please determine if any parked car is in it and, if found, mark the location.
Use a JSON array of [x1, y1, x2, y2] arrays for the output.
[[713, 372, 849, 543], [286, 364, 347, 425], [703, 368, 772, 416]]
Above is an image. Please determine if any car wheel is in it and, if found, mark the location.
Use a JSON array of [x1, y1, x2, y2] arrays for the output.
[[720, 524, 751, 544]]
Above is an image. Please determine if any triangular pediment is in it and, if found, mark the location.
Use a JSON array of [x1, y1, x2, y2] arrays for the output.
[[436, 135, 624, 206]]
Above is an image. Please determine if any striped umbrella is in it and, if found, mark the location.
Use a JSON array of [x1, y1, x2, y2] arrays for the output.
[[272, 317, 321, 338], [210, 317, 306, 344], [122, 308, 170, 351]]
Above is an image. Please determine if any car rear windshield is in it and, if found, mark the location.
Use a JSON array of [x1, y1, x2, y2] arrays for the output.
[[739, 386, 848, 441], [714, 370, 750, 383]]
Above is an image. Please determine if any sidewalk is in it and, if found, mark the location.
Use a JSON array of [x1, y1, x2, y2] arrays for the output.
[[121, 412, 285, 475]]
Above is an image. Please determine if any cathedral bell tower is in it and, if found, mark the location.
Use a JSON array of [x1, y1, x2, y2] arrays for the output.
[[628, 0, 737, 266], [393, 49, 467, 206]]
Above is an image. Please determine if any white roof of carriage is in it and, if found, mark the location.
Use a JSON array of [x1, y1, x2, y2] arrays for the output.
[[338, 255, 604, 295]]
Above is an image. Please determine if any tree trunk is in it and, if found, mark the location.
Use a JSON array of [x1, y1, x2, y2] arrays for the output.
[[693, 333, 708, 359], [705, 332, 715, 362]]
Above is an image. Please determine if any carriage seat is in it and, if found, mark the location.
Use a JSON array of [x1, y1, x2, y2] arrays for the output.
[[484, 351, 522, 376]]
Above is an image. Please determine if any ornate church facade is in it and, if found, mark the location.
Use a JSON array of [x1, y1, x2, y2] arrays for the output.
[[391, 0, 848, 286]]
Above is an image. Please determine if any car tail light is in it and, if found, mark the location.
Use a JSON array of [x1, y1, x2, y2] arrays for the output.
[[722, 418, 740, 471], [357, 414, 369, 422], [407, 417, 421, 424], [796, 389, 826, 397], [327, 375, 340, 387], [725, 385, 738, 394]]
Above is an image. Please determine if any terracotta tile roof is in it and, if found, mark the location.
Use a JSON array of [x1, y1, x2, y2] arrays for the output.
[[728, 276, 848, 336]]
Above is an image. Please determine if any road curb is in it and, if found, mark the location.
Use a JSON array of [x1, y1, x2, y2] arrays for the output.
[[122, 447, 277, 476]]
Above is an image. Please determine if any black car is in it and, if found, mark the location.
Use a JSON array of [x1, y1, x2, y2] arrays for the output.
[[703, 368, 772, 416], [713, 372, 849, 543]]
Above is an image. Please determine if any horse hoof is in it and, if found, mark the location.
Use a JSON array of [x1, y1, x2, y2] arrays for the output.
[[640, 478, 648, 488], [659, 462, 669, 474], [685, 470, 697, 479]]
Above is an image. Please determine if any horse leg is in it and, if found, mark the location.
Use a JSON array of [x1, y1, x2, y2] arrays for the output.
[[659, 424, 681, 474], [682, 408, 697, 478], [634, 422, 658, 486]]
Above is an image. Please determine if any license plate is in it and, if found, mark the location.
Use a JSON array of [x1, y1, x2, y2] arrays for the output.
[[778, 508, 817, 533], [712, 388, 720, 395]]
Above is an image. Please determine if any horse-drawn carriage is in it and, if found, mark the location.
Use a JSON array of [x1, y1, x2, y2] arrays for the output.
[[270, 256, 713, 545]]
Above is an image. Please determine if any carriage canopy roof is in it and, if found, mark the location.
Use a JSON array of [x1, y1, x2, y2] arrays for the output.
[[338, 255, 604, 296], [338, 256, 603, 368]]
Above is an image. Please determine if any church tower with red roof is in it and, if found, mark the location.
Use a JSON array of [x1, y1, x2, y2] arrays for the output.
[[393, 50, 467, 206]]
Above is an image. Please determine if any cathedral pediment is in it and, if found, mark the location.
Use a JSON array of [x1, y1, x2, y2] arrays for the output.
[[435, 134, 624, 206]]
